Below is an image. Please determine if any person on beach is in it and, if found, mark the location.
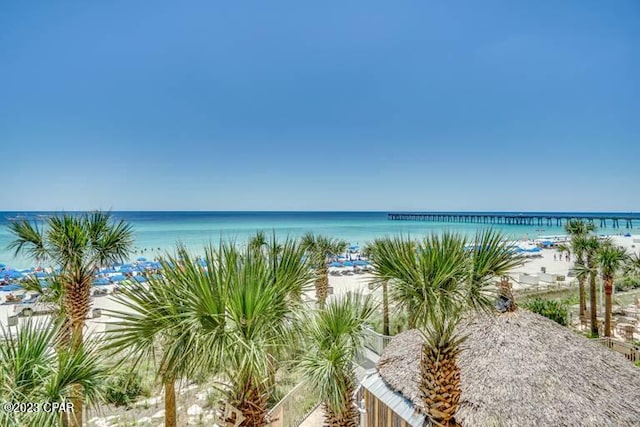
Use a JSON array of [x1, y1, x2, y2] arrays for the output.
[[554, 254, 556, 261]]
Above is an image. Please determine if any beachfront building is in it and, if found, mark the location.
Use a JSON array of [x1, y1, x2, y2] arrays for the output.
[[356, 311, 640, 426]]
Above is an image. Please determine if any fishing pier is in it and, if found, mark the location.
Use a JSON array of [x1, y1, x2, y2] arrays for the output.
[[387, 212, 636, 228]]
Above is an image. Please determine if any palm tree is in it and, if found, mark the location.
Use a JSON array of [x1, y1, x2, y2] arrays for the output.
[[107, 238, 313, 426], [299, 292, 377, 427], [623, 252, 640, 278], [8, 211, 134, 426], [369, 230, 520, 425], [248, 230, 268, 253], [578, 236, 602, 336], [0, 320, 106, 427], [597, 242, 628, 337], [565, 219, 596, 318], [419, 306, 466, 427], [301, 233, 348, 308], [113, 244, 237, 426]]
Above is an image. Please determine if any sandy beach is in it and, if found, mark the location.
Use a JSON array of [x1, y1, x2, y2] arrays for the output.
[[1, 234, 638, 334]]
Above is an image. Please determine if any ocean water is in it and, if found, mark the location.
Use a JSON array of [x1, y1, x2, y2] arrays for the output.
[[0, 211, 637, 269]]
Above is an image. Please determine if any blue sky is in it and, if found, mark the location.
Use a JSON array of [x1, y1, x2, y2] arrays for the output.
[[1, 1, 638, 211]]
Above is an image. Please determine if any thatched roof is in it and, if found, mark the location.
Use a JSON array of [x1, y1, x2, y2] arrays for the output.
[[376, 310, 640, 427]]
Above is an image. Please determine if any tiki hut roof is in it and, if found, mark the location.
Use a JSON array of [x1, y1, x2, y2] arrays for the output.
[[375, 310, 640, 427]]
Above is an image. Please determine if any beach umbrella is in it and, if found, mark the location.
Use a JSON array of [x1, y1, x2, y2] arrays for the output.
[[342, 261, 354, 267], [1, 284, 22, 292], [330, 262, 343, 268], [625, 233, 632, 237], [137, 257, 147, 262], [353, 260, 368, 266], [4, 271, 23, 279], [110, 274, 126, 282], [119, 267, 133, 274], [92, 278, 110, 286], [0, 263, 5, 269], [133, 275, 147, 283], [101, 268, 117, 274], [35, 271, 48, 278], [348, 245, 360, 251]]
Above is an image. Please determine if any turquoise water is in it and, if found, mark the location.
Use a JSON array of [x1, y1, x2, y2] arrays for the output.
[[0, 211, 636, 269]]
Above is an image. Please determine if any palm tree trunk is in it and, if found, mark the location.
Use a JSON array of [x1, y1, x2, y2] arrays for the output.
[[589, 271, 599, 337], [577, 272, 587, 318], [236, 380, 268, 427], [316, 265, 329, 308], [67, 276, 91, 427], [604, 277, 613, 338], [69, 307, 86, 427], [323, 380, 359, 427], [165, 378, 177, 427], [382, 281, 390, 336]]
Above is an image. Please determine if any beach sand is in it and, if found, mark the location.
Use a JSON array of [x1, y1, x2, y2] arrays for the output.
[[1, 235, 638, 332]]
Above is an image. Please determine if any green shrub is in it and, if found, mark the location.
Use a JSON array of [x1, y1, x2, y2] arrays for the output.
[[615, 276, 640, 292], [524, 298, 569, 326], [636, 360, 640, 368], [105, 370, 145, 407], [561, 292, 579, 306]]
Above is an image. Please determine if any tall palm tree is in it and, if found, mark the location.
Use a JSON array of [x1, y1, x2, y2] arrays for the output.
[[8, 211, 134, 426], [578, 236, 602, 336], [301, 233, 348, 308], [565, 219, 596, 318], [299, 292, 377, 427], [597, 242, 628, 337], [107, 237, 313, 426], [369, 230, 520, 426], [106, 244, 227, 427], [0, 320, 106, 427]]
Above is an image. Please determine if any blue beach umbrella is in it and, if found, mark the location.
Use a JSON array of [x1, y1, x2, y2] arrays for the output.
[[110, 274, 126, 282], [92, 278, 110, 286], [348, 245, 360, 251], [1, 284, 23, 292], [119, 267, 133, 274], [101, 268, 117, 274], [133, 275, 147, 283], [353, 260, 368, 266], [137, 257, 147, 262], [5, 271, 23, 279], [342, 261, 354, 267], [35, 271, 48, 278], [0, 263, 6, 269], [330, 262, 343, 267]]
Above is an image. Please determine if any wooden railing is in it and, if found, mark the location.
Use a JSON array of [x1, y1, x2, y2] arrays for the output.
[[593, 337, 640, 363]]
